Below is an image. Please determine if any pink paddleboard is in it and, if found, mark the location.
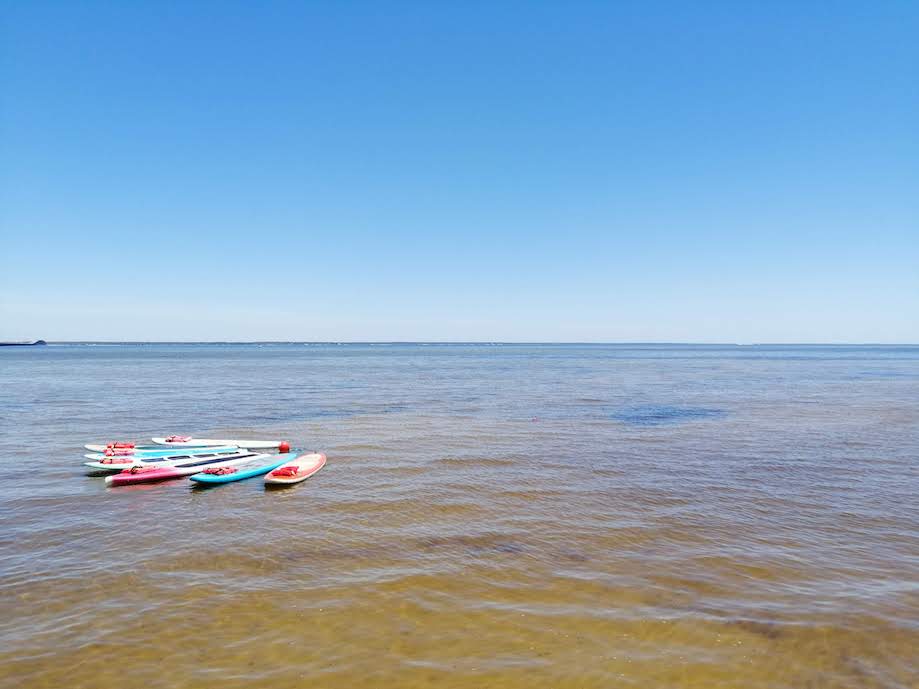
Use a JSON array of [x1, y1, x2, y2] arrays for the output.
[[104, 453, 263, 486], [264, 453, 326, 485], [105, 466, 188, 486]]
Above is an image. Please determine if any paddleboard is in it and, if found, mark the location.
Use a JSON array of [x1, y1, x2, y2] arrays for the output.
[[85, 448, 244, 472], [189, 452, 300, 484], [264, 452, 326, 485], [85, 442, 217, 453], [84, 445, 239, 462], [105, 452, 265, 486], [152, 437, 284, 449]]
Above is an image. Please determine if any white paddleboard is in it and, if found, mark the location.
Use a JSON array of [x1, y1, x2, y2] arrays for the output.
[[84, 442, 217, 453], [85, 449, 252, 472], [84, 445, 239, 462], [151, 437, 283, 449]]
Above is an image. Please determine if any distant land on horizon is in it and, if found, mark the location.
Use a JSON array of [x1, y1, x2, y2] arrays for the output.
[[0, 339, 47, 347]]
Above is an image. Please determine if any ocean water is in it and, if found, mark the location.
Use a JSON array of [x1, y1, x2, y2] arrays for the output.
[[0, 343, 917, 689]]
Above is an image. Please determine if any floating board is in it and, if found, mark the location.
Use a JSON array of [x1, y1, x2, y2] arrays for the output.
[[105, 452, 264, 486], [189, 452, 300, 484], [84, 445, 239, 461], [85, 448, 244, 472], [264, 452, 326, 485], [85, 442, 217, 453], [152, 437, 283, 449]]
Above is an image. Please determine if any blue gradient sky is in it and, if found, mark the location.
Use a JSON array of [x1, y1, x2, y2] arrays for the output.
[[2, 1, 917, 342]]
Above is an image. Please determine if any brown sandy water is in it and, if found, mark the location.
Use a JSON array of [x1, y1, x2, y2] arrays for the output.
[[1, 344, 917, 688]]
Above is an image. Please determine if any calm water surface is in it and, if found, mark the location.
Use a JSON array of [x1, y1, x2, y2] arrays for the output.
[[1, 344, 917, 688]]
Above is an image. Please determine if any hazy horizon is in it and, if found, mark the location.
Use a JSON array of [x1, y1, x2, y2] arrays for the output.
[[12, 340, 919, 347]]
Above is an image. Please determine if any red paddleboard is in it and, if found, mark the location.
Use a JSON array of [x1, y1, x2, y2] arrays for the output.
[[264, 453, 326, 485]]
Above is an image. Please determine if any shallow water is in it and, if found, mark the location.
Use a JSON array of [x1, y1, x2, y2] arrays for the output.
[[1, 344, 917, 688]]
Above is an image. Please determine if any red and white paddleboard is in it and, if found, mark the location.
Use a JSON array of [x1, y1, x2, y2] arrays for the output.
[[264, 452, 326, 485]]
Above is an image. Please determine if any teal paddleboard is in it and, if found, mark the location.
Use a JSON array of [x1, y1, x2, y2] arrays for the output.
[[188, 451, 300, 484]]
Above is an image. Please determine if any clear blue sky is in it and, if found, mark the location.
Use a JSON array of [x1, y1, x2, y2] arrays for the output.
[[1, 1, 916, 342]]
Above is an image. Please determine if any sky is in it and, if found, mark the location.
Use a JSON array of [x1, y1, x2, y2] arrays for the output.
[[1, 1, 917, 342]]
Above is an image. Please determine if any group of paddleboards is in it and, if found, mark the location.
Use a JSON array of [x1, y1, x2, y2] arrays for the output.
[[83, 435, 326, 487]]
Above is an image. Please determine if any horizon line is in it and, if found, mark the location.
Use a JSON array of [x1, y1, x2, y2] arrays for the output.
[[18, 341, 919, 347]]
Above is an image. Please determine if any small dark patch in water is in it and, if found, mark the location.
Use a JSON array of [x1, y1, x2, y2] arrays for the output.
[[559, 549, 591, 562], [435, 456, 517, 468], [851, 370, 917, 380], [417, 533, 526, 556], [336, 443, 391, 453], [309, 409, 363, 419], [278, 544, 387, 563], [611, 405, 726, 426], [377, 404, 411, 414], [375, 465, 427, 475], [308, 404, 410, 420], [591, 467, 624, 476], [727, 619, 783, 639], [499, 488, 569, 499]]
